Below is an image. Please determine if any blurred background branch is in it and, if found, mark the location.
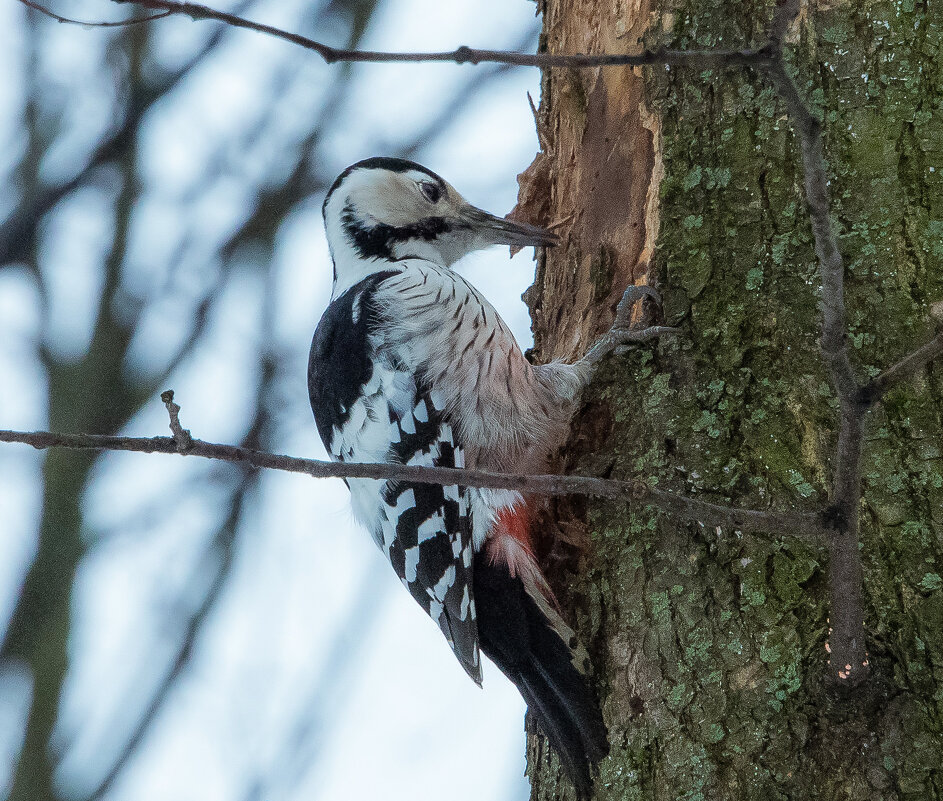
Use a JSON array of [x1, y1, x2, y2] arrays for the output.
[[0, 1, 540, 799], [19, 0, 171, 27]]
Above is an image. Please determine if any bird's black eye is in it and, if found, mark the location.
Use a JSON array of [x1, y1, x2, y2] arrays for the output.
[[419, 181, 442, 203]]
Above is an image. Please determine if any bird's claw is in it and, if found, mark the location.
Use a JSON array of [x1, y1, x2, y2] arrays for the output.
[[581, 284, 678, 369], [610, 326, 682, 354], [612, 284, 661, 330], [610, 284, 678, 346]]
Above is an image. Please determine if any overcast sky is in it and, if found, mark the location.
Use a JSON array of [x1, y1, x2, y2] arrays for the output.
[[0, 1, 546, 799]]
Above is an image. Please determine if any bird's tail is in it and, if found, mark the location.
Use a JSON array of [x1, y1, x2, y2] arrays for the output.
[[475, 520, 608, 798]]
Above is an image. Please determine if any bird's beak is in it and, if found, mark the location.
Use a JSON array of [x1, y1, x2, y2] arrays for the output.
[[461, 205, 559, 248]]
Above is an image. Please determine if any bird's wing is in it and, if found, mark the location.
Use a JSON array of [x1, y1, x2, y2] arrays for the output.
[[379, 393, 481, 684], [308, 268, 481, 683]]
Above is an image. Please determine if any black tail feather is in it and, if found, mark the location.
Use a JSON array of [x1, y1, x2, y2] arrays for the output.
[[517, 668, 595, 797], [529, 626, 609, 765], [474, 556, 608, 798]]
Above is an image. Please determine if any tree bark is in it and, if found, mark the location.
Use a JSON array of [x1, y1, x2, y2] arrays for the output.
[[519, 1, 943, 798]]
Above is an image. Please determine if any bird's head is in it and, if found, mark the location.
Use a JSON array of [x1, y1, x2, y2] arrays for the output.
[[322, 157, 556, 275]]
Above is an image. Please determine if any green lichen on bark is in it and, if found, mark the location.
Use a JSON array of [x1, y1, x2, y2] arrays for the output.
[[534, 1, 943, 799]]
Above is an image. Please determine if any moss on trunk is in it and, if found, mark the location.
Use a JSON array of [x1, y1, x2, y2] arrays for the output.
[[520, 1, 943, 798]]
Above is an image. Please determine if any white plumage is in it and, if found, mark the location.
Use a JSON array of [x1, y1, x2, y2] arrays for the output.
[[306, 156, 670, 797]]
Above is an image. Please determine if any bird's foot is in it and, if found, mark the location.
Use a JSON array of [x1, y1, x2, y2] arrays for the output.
[[581, 284, 680, 368]]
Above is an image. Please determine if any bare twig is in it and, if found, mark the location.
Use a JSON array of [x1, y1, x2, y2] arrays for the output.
[[99, 0, 769, 69], [0, 426, 826, 539], [760, 0, 868, 684], [762, 10, 857, 401], [857, 330, 943, 407], [160, 390, 193, 452], [19, 0, 170, 26], [527, 91, 549, 151]]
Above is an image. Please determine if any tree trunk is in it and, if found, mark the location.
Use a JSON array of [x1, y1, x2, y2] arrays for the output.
[[519, 1, 943, 798]]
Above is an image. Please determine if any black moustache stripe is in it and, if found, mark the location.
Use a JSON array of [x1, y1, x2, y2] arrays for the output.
[[341, 205, 464, 260]]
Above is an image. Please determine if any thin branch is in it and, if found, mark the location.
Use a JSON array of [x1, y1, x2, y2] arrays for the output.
[[160, 390, 193, 452], [527, 92, 549, 151], [761, 36, 857, 400], [19, 0, 170, 26], [857, 330, 943, 407], [760, 0, 867, 684], [100, 0, 769, 69], [762, 0, 857, 387], [0, 427, 826, 540]]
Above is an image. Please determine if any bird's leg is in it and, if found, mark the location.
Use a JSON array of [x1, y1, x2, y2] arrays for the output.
[[578, 284, 680, 371]]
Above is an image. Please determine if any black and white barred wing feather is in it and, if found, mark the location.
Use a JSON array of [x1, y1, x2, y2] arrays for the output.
[[380, 403, 480, 682], [308, 271, 482, 683]]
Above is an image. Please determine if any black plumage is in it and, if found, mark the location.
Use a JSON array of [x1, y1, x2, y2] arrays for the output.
[[307, 270, 399, 452], [341, 203, 458, 261], [474, 557, 608, 799], [308, 270, 480, 681]]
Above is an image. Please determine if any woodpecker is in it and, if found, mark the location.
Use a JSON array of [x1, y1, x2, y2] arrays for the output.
[[309, 157, 668, 796]]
